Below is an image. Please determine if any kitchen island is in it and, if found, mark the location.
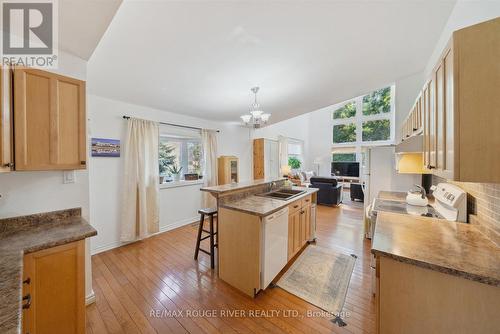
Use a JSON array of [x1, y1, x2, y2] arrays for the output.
[[201, 179, 318, 297]]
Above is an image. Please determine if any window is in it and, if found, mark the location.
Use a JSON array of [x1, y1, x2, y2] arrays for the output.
[[332, 153, 356, 162], [159, 127, 203, 182], [332, 86, 395, 146], [287, 139, 304, 170]]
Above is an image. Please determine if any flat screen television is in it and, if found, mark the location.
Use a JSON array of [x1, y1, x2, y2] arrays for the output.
[[331, 162, 360, 177]]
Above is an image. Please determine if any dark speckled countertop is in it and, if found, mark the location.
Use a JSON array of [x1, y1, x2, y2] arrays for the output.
[[372, 211, 500, 287], [0, 208, 97, 334]]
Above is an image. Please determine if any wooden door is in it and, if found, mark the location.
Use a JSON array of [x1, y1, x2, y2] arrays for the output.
[[22, 240, 85, 334], [292, 210, 301, 254], [0, 65, 14, 172], [428, 74, 437, 169], [442, 44, 455, 179], [435, 61, 445, 171], [304, 204, 311, 241], [287, 213, 294, 260], [299, 209, 306, 246], [14, 68, 86, 170], [423, 83, 430, 168]]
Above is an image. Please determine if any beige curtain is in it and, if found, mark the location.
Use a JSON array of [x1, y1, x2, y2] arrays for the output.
[[121, 118, 160, 242], [202, 129, 218, 208], [278, 135, 289, 175]]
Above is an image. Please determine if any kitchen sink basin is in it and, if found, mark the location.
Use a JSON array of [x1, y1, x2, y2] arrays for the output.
[[256, 188, 306, 200]]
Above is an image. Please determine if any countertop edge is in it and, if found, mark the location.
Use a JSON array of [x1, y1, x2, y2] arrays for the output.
[[371, 248, 500, 287], [220, 188, 318, 217]]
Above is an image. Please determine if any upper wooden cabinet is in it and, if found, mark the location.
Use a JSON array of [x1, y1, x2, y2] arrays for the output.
[[217, 155, 239, 185], [13, 68, 86, 170], [253, 138, 280, 180], [410, 17, 500, 182], [0, 65, 14, 172]]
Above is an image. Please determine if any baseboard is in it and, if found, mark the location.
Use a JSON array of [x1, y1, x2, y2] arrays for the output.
[[158, 215, 199, 233], [90, 216, 199, 255], [86, 290, 96, 305]]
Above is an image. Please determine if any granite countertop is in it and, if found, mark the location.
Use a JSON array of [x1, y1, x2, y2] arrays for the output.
[[200, 178, 285, 196], [372, 211, 500, 287], [0, 209, 97, 334], [220, 187, 318, 217]]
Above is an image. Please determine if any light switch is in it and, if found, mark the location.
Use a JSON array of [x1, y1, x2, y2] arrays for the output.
[[63, 170, 76, 184]]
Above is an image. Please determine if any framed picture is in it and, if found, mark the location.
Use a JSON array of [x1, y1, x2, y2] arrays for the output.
[[91, 138, 120, 157]]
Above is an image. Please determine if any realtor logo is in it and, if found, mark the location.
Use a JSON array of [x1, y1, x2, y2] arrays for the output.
[[1, 0, 58, 68]]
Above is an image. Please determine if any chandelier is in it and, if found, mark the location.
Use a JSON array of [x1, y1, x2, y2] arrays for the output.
[[240, 87, 271, 128]]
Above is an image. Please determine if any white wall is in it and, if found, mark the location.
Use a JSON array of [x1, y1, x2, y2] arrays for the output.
[[88, 94, 252, 254], [253, 113, 311, 170], [0, 50, 95, 301], [0, 50, 88, 219]]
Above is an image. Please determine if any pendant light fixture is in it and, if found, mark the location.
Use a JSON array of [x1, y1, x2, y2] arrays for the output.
[[240, 87, 271, 128]]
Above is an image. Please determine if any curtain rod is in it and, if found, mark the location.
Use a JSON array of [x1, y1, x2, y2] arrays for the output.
[[122, 116, 220, 133]]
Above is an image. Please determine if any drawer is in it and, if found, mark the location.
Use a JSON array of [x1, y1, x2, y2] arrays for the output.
[[289, 200, 301, 214], [301, 195, 312, 207]]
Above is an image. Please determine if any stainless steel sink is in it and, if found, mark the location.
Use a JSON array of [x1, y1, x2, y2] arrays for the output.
[[256, 188, 306, 200]]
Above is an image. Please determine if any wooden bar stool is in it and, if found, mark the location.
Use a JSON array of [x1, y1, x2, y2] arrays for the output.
[[194, 207, 218, 269]]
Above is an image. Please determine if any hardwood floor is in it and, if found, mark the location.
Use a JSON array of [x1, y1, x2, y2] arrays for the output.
[[86, 202, 375, 334]]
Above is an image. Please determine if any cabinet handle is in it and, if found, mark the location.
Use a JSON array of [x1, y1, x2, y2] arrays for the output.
[[3, 163, 14, 168], [80, 161, 86, 165], [427, 165, 435, 169], [22, 294, 31, 309], [293, 205, 299, 208], [23, 277, 30, 285]]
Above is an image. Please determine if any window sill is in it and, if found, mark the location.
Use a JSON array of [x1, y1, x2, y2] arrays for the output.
[[159, 180, 204, 189]]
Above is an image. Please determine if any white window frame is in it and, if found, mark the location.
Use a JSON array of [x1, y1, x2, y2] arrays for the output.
[[287, 138, 305, 165], [332, 85, 396, 148], [158, 127, 204, 187]]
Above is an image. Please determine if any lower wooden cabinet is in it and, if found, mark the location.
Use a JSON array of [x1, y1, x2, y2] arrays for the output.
[[22, 240, 85, 334], [376, 256, 500, 334], [288, 196, 313, 260]]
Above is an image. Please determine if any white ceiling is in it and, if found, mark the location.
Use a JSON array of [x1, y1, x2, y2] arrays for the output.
[[87, 0, 456, 123], [59, 0, 122, 60]]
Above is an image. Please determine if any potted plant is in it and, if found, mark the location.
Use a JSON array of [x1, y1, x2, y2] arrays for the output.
[[288, 157, 302, 171], [159, 142, 176, 184], [168, 164, 183, 182]]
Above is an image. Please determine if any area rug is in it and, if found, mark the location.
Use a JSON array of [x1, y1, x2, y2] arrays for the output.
[[276, 245, 356, 325]]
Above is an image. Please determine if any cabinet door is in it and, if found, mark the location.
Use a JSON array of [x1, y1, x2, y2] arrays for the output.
[[292, 211, 301, 254], [230, 159, 238, 183], [423, 84, 430, 168], [14, 68, 86, 170], [0, 65, 13, 172], [435, 61, 445, 171], [442, 45, 455, 179], [304, 205, 311, 241], [428, 75, 437, 169], [299, 209, 306, 246], [288, 214, 294, 260], [23, 240, 85, 334]]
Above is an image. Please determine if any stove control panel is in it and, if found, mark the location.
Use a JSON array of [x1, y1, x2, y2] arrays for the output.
[[433, 183, 466, 209]]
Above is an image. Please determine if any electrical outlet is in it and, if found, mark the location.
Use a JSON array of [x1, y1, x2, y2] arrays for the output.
[[63, 170, 76, 184]]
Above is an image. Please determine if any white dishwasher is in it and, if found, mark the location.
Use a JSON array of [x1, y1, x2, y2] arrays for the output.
[[261, 207, 289, 289]]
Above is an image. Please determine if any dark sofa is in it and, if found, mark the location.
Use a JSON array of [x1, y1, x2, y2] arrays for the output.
[[310, 176, 343, 206]]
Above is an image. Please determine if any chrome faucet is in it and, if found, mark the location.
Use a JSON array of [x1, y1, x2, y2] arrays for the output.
[[269, 181, 277, 192]]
